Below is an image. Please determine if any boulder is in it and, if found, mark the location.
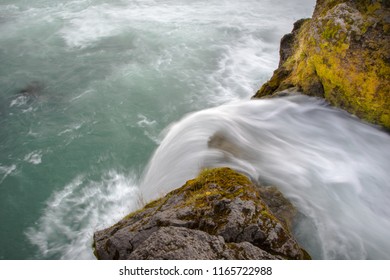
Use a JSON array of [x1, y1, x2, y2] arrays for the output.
[[93, 168, 309, 260]]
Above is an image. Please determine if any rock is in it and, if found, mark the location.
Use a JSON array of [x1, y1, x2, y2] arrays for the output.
[[18, 81, 44, 97], [207, 131, 257, 162], [254, 0, 390, 129], [93, 167, 310, 260], [279, 18, 311, 67], [128, 227, 280, 260], [258, 186, 297, 232]]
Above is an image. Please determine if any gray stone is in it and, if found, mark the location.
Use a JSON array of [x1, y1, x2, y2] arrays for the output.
[[93, 168, 310, 260]]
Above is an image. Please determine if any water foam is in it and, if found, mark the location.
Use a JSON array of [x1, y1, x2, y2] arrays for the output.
[[209, 34, 279, 102], [137, 114, 160, 144], [0, 164, 17, 185], [60, 4, 123, 49], [24, 150, 43, 165], [140, 95, 390, 259], [9, 95, 29, 108], [26, 170, 141, 259]]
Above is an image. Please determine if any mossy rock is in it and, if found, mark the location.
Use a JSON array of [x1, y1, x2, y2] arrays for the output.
[[254, 0, 390, 129], [93, 167, 310, 260]]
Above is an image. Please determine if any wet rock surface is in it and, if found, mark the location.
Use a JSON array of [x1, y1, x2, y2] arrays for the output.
[[93, 168, 309, 260]]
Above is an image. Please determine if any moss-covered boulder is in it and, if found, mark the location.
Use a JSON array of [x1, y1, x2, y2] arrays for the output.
[[254, 0, 390, 129], [93, 168, 309, 260]]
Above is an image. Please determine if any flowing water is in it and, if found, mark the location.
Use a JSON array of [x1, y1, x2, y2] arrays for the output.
[[1, 0, 389, 260], [140, 96, 390, 259]]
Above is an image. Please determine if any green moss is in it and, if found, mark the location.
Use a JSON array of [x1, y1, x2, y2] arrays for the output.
[[383, 24, 390, 34], [255, 67, 291, 97], [316, 0, 340, 16], [195, 168, 252, 189], [180, 167, 256, 209], [381, 114, 390, 126], [322, 22, 341, 40], [366, 2, 382, 14], [136, 168, 266, 232], [122, 193, 172, 221], [307, 41, 389, 126], [121, 168, 257, 223], [260, 209, 276, 222]]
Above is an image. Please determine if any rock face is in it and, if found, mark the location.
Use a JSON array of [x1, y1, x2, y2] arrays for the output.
[[93, 168, 309, 260], [254, 0, 390, 129]]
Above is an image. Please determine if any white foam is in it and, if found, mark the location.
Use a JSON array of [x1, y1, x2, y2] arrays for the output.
[[24, 151, 43, 165], [27, 129, 39, 137], [26, 171, 142, 259], [69, 89, 93, 103], [207, 35, 279, 103], [60, 4, 123, 49], [137, 114, 160, 144], [137, 114, 157, 127], [0, 164, 17, 185], [10, 95, 28, 108], [57, 122, 84, 136], [22, 106, 35, 113]]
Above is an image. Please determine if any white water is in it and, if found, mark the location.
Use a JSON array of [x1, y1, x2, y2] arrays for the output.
[[26, 171, 141, 259], [140, 95, 390, 259]]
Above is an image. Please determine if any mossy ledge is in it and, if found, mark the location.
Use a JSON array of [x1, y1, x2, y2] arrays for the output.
[[93, 167, 310, 260], [254, 0, 390, 129]]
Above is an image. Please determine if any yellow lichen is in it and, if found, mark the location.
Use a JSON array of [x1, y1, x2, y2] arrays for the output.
[[366, 2, 382, 14], [254, 0, 390, 129], [322, 22, 342, 40]]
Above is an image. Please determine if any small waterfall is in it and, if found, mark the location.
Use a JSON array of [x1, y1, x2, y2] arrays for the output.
[[140, 94, 390, 259]]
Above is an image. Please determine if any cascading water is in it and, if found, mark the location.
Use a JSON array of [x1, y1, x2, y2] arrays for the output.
[[140, 95, 390, 260]]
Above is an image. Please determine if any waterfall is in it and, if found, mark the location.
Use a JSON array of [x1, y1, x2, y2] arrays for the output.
[[140, 95, 390, 259]]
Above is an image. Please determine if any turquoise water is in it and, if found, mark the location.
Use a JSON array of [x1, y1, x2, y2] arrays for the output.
[[0, 0, 316, 259]]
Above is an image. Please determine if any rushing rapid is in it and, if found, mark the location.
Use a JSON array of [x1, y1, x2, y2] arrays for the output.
[[140, 95, 390, 259]]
